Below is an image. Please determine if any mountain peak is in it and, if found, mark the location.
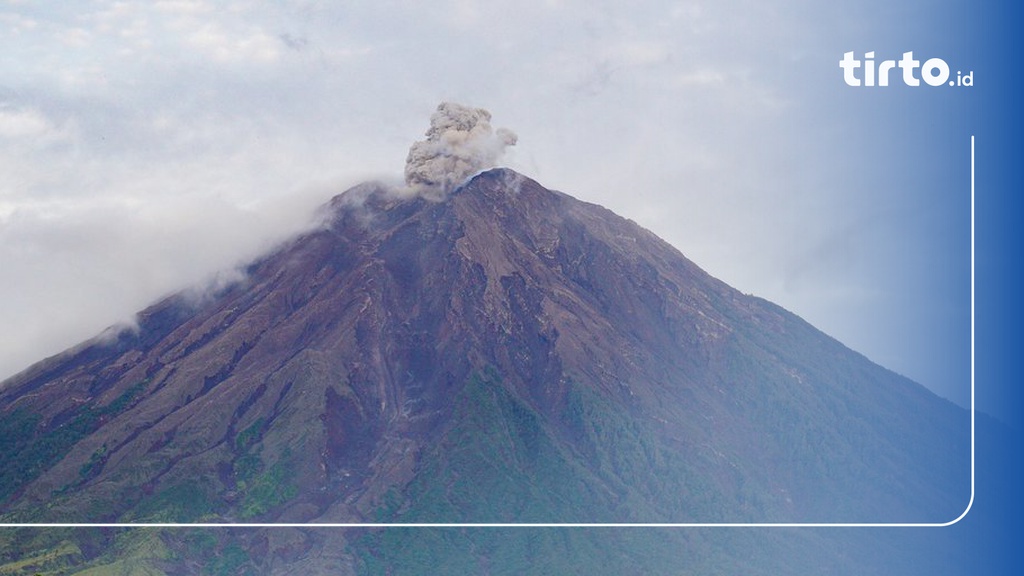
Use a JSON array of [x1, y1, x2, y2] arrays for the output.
[[0, 168, 969, 572]]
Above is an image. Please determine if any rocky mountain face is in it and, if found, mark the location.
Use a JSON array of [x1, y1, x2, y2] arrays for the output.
[[0, 169, 971, 574]]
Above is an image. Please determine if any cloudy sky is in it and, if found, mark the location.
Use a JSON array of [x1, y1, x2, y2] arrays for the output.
[[1, 1, 987, 416]]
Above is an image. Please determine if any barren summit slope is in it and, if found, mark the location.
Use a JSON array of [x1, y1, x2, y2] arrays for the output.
[[0, 169, 970, 572]]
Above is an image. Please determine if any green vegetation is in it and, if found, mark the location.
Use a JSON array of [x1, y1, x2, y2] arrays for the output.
[[77, 445, 108, 481], [354, 370, 744, 573], [230, 417, 300, 518], [127, 483, 216, 523], [0, 540, 82, 575], [381, 371, 597, 524], [234, 418, 265, 452], [0, 381, 147, 504], [0, 409, 42, 502], [72, 529, 171, 576], [204, 544, 251, 576], [236, 457, 298, 519], [233, 453, 263, 483]]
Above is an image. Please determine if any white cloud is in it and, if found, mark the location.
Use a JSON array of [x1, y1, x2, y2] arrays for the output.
[[57, 26, 92, 47], [153, 0, 214, 17], [607, 40, 672, 67], [0, 107, 53, 139], [185, 22, 281, 64], [673, 69, 726, 86], [0, 11, 38, 34], [0, 0, 975, 416], [0, 106, 75, 148]]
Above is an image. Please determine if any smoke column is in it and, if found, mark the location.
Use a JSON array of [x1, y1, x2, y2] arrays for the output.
[[404, 102, 517, 197]]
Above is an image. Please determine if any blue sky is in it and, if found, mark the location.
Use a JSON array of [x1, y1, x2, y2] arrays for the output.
[[0, 1, 983, 419]]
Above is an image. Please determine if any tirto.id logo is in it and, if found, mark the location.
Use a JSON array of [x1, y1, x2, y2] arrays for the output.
[[840, 51, 973, 87]]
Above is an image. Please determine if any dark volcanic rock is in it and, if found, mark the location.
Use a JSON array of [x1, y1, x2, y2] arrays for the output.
[[0, 169, 971, 574]]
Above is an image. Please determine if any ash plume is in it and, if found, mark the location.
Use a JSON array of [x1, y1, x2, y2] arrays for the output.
[[404, 102, 517, 197]]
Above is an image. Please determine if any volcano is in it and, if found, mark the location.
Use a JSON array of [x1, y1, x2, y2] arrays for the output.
[[0, 169, 971, 574]]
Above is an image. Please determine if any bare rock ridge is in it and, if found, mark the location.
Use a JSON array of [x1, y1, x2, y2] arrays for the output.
[[0, 168, 971, 573]]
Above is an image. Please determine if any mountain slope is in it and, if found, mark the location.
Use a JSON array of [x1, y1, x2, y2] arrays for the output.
[[0, 169, 971, 572]]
